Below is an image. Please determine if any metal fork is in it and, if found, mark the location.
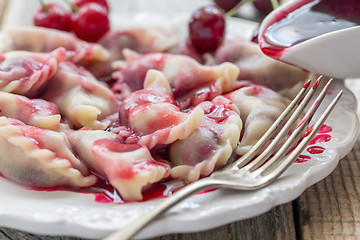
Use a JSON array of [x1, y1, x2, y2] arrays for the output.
[[105, 76, 342, 240]]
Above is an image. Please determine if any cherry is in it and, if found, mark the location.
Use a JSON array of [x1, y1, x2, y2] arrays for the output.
[[33, 1, 72, 31], [71, 3, 110, 42], [188, 5, 226, 54], [213, 0, 242, 13], [73, 0, 109, 13]]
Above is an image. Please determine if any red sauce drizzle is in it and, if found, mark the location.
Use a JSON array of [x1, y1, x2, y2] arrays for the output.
[[141, 183, 171, 202], [94, 194, 114, 203], [93, 181, 217, 204], [197, 188, 218, 195], [93, 182, 185, 204], [303, 79, 311, 88]]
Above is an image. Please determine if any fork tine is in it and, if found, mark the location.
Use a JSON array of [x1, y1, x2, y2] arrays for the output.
[[223, 76, 321, 172], [256, 84, 340, 177], [245, 77, 332, 171], [263, 90, 343, 180]]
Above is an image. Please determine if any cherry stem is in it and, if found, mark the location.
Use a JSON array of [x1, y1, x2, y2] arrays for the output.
[[270, 0, 280, 9], [39, 0, 48, 12], [62, 0, 79, 13], [225, 0, 256, 17], [225, 0, 280, 17]]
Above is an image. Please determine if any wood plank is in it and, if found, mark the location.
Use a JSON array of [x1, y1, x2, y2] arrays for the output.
[[0, 202, 296, 239], [298, 140, 360, 239], [152, 203, 296, 240]]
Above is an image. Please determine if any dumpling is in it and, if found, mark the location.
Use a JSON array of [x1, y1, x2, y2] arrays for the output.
[[0, 92, 61, 131], [225, 85, 290, 155], [1, 26, 109, 64], [0, 48, 65, 97], [118, 70, 204, 149], [112, 49, 239, 108], [214, 38, 308, 91], [167, 40, 204, 63], [42, 61, 118, 130], [0, 117, 97, 188], [169, 96, 242, 182], [66, 129, 170, 201], [87, 27, 178, 80]]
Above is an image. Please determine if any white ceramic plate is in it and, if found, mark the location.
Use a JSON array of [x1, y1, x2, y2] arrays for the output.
[[0, 1, 359, 239], [0, 78, 357, 240]]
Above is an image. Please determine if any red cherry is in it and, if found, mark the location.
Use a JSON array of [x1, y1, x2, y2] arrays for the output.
[[213, 0, 242, 12], [188, 5, 226, 54], [71, 3, 110, 42], [33, 3, 72, 31], [73, 0, 109, 13]]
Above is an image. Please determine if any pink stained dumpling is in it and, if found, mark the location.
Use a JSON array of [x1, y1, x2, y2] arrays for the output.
[[112, 49, 239, 108], [87, 26, 178, 80], [0, 91, 61, 131], [0, 117, 97, 188], [118, 69, 204, 149], [214, 38, 309, 92], [225, 85, 290, 155], [66, 129, 170, 201], [1, 26, 110, 64], [166, 40, 204, 63], [0, 47, 65, 98], [169, 96, 242, 182], [42, 61, 118, 130]]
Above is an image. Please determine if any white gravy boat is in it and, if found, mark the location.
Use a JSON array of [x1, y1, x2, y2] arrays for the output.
[[258, 0, 360, 79]]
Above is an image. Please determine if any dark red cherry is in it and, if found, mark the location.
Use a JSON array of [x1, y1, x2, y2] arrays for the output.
[[73, 0, 110, 13], [33, 2, 72, 31], [71, 3, 110, 42], [213, 0, 242, 12], [188, 5, 226, 54]]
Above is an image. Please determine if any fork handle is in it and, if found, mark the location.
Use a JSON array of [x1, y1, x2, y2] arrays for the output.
[[104, 178, 215, 240]]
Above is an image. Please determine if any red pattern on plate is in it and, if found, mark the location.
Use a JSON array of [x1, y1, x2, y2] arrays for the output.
[[295, 124, 332, 163]]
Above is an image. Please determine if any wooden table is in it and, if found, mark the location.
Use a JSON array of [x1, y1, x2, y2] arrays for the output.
[[1, 0, 360, 239]]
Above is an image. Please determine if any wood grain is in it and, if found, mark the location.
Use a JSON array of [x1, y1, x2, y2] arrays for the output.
[[298, 140, 360, 240], [150, 203, 296, 240]]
